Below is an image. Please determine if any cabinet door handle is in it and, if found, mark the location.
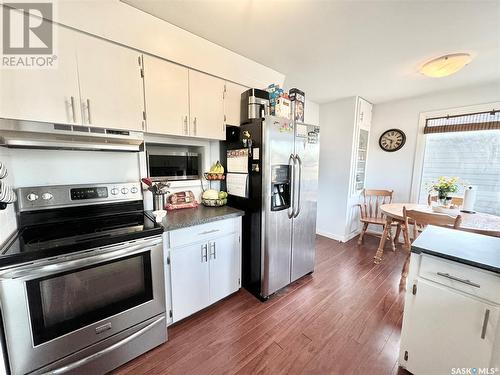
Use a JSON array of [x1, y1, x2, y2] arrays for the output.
[[86, 98, 92, 124], [436, 272, 480, 288], [210, 242, 216, 260], [184, 116, 188, 135], [201, 244, 208, 263], [199, 229, 220, 235], [193, 117, 197, 135], [481, 309, 490, 339], [70, 96, 76, 123]]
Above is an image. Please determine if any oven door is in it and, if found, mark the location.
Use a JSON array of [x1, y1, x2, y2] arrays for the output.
[[0, 236, 165, 375]]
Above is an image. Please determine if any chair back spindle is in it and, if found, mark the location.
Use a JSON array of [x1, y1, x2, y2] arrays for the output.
[[360, 189, 394, 220]]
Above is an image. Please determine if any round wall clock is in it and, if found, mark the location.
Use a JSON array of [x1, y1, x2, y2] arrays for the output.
[[379, 129, 406, 152]]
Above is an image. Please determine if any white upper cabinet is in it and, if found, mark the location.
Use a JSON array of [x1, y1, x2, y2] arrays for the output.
[[357, 97, 372, 130], [75, 33, 144, 131], [0, 25, 81, 125], [142, 55, 189, 136], [188, 70, 225, 140], [224, 81, 247, 127]]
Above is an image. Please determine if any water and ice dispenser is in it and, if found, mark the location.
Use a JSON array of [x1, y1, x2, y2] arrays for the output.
[[271, 165, 291, 211]]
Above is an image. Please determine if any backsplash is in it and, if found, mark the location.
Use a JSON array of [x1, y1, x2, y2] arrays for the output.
[[0, 138, 221, 245], [8, 148, 141, 187]]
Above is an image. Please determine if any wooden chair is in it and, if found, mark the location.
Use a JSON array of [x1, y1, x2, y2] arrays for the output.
[[357, 189, 398, 248], [401, 207, 462, 285], [428, 194, 464, 207]]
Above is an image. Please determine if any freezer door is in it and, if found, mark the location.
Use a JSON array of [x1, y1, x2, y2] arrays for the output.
[[261, 116, 294, 297], [291, 124, 320, 282]]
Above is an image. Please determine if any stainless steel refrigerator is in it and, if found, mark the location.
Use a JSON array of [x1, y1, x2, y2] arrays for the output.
[[222, 116, 320, 300]]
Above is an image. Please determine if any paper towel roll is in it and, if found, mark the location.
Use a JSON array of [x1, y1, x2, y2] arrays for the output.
[[462, 186, 476, 213]]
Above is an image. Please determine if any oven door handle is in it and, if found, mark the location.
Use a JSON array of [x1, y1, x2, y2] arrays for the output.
[[42, 315, 165, 375], [0, 237, 162, 280]]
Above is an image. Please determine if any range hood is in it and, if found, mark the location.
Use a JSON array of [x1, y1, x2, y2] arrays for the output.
[[0, 119, 144, 152]]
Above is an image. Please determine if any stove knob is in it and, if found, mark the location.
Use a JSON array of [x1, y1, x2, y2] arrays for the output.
[[130, 187, 138, 194], [41, 192, 53, 201], [111, 188, 119, 195], [121, 187, 129, 194], [27, 193, 39, 201]]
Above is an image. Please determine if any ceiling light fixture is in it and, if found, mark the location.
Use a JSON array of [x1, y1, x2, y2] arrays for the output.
[[419, 53, 472, 78]]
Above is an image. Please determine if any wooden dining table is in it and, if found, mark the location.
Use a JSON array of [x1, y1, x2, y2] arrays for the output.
[[374, 203, 500, 264]]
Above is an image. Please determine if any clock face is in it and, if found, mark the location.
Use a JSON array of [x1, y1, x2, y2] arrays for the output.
[[379, 129, 406, 152]]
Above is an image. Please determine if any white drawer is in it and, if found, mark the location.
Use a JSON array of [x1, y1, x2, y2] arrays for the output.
[[167, 217, 239, 248], [419, 254, 500, 304]]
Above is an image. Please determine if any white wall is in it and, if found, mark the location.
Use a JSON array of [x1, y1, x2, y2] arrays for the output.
[[304, 100, 320, 126], [48, 0, 284, 89], [316, 97, 357, 240], [366, 81, 500, 203]]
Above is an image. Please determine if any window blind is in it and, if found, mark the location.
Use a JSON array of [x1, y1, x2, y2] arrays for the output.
[[424, 109, 500, 134]]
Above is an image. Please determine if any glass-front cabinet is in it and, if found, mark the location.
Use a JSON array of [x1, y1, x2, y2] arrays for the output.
[[354, 129, 369, 193], [350, 97, 372, 196]]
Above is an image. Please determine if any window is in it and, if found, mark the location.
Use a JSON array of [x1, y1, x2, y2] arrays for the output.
[[418, 110, 500, 215]]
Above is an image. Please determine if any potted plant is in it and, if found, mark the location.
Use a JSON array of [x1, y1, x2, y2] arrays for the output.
[[429, 176, 461, 207]]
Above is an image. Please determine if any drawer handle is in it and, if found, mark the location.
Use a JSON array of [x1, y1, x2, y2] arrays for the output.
[[436, 272, 481, 288], [199, 229, 220, 235]]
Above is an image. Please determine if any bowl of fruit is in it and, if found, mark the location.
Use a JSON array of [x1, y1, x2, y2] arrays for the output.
[[201, 189, 228, 207], [204, 161, 225, 180]]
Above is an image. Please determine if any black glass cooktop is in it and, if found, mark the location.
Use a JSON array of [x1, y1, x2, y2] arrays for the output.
[[0, 201, 163, 268]]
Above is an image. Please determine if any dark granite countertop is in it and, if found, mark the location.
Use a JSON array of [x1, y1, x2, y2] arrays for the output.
[[146, 205, 244, 232], [411, 225, 500, 274]]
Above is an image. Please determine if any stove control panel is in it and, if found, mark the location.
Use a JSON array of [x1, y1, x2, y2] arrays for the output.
[[71, 187, 108, 200], [17, 182, 143, 211]]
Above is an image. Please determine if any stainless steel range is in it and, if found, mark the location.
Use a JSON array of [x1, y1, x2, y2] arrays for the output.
[[0, 182, 166, 375]]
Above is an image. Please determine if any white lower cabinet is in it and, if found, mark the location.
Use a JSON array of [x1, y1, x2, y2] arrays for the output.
[[400, 254, 500, 374], [208, 234, 241, 304], [166, 218, 241, 324], [170, 242, 211, 323]]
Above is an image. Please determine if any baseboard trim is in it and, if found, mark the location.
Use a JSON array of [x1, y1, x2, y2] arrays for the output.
[[316, 230, 345, 242], [316, 230, 361, 243]]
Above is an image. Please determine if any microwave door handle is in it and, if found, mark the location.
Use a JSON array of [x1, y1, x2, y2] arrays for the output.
[[0, 237, 162, 280], [42, 315, 165, 375]]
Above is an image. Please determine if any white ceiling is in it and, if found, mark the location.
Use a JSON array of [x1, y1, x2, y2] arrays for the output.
[[123, 0, 500, 104]]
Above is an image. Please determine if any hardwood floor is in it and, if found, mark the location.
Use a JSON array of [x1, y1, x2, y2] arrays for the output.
[[112, 235, 412, 375]]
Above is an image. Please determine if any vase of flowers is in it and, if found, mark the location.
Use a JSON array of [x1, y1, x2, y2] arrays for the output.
[[429, 176, 461, 207]]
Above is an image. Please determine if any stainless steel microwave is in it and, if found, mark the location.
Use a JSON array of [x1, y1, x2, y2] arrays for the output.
[[147, 146, 202, 181]]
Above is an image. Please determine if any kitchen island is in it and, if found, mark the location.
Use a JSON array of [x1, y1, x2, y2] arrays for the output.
[[399, 226, 500, 375]]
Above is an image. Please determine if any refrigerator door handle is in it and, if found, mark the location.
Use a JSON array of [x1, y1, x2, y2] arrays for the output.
[[288, 153, 295, 219], [293, 154, 302, 218]]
